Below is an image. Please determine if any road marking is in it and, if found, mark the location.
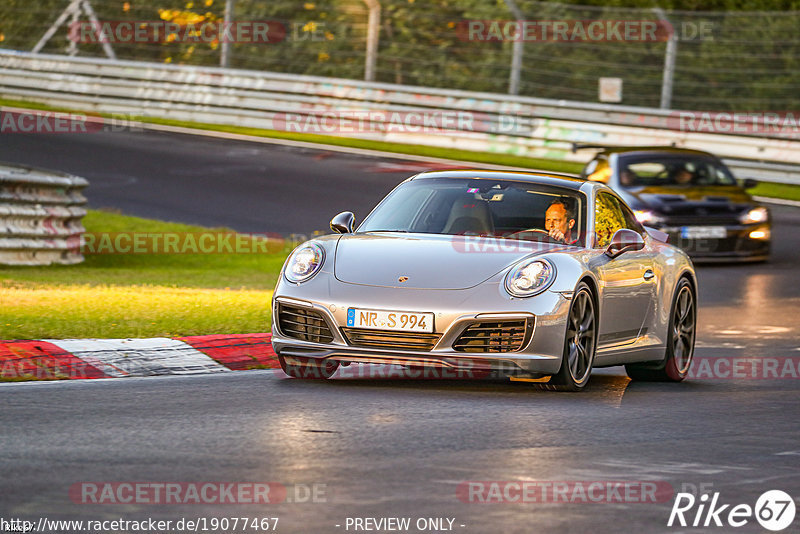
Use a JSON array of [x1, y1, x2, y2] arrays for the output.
[[46, 338, 229, 377], [753, 195, 800, 208]]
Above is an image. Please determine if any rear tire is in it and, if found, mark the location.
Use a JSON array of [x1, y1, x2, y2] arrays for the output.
[[626, 277, 696, 382], [279, 355, 339, 379], [551, 282, 597, 391]]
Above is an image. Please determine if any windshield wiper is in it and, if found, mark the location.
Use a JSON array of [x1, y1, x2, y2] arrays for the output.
[[362, 229, 409, 233]]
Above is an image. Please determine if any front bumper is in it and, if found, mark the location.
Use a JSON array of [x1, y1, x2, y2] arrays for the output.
[[659, 223, 770, 261], [270, 282, 572, 376]]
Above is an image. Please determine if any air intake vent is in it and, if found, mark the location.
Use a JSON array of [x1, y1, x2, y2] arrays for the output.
[[453, 320, 531, 353], [277, 304, 334, 343], [341, 328, 441, 352]]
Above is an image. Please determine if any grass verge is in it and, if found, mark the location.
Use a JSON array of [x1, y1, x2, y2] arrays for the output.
[[751, 181, 800, 202], [0, 210, 288, 339]]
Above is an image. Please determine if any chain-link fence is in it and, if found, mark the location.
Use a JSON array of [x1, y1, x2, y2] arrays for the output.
[[1, 0, 798, 111]]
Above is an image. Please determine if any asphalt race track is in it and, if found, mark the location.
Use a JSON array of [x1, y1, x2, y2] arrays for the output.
[[0, 129, 416, 234], [1, 130, 799, 533]]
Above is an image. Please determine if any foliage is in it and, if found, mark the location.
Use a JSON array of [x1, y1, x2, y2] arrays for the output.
[[1, 1, 798, 106]]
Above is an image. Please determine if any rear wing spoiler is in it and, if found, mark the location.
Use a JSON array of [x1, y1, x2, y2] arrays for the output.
[[571, 143, 610, 153], [571, 142, 679, 153]]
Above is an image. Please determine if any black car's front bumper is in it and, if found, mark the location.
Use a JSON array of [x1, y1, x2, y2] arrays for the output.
[[659, 223, 770, 262]]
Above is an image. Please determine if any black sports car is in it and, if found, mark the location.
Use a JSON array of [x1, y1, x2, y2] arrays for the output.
[[580, 146, 770, 262]]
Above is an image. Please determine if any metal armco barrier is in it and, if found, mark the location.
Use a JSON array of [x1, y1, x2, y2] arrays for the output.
[[0, 163, 88, 265], [0, 50, 798, 184]]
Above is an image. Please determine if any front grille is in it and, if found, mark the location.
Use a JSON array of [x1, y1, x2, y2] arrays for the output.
[[660, 215, 740, 226], [341, 328, 441, 352], [277, 304, 334, 343], [453, 320, 531, 353], [657, 204, 745, 226]]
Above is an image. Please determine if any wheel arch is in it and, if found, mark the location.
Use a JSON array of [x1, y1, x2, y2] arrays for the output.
[[577, 273, 600, 313]]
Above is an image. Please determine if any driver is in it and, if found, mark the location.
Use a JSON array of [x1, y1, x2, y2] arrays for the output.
[[674, 165, 695, 185], [619, 165, 637, 186], [545, 198, 577, 244]]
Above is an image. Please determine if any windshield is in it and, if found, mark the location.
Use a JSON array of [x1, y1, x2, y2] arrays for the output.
[[357, 177, 586, 247], [617, 155, 737, 188]]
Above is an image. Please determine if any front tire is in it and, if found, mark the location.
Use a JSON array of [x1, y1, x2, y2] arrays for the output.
[[551, 282, 597, 391], [626, 277, 696, 382], [279, 355, 339, 379]]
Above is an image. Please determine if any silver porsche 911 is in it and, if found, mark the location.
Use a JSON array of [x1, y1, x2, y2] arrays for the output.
[[271, 171, 697, 390]]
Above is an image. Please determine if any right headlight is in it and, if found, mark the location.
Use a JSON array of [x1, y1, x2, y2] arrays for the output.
[[739, 206, 769, 225], [284, 242, 325, 283], [504, 258, 556, 298]]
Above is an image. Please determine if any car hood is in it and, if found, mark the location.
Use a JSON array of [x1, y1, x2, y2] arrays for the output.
[[627, 185, 752, 211], [334, 233, 559, 289]]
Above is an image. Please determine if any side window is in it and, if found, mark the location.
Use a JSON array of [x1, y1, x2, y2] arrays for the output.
[[711, 162, 736, 185], [594, 192, 627, 248]]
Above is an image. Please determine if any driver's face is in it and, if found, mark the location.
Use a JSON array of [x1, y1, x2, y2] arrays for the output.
[[545, 204, 574, 235], [675, 170, 693, 184]]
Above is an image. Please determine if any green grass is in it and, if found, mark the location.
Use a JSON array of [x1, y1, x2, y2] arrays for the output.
[[2, 210, 289, 289], [0, 209, 289, 339], [751, 181, 800, 202]]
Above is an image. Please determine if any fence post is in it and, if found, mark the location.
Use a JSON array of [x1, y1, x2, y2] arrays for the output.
[[504, 0, 524, 95], [654, 8, 677, 109], [33, 0, 115, 59], [221, 0, 235, 68], [363, 0, 381, 82]]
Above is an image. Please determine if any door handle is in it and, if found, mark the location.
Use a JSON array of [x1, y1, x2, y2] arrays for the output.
[[643, 269, 655, 281]]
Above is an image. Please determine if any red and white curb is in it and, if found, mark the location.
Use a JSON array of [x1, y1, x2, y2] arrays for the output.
[[0, 334, 279, 381]]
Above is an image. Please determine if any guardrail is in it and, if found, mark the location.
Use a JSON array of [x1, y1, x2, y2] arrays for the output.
[[0, 50, 798, 184], [0, 163, 87, 265]]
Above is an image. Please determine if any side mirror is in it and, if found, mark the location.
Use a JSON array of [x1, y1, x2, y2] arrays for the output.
[[644, 226, 669, 244], [742, 178, 758, 189], [605, 228, 645, 258], [330, 211, 355, 234]]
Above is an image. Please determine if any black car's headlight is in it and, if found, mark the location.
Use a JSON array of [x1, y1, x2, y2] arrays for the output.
[[284, 243, 325, 283], [505, 258, 556, 297], [634, 210, 663, 225], [739, 206, 768, 225]]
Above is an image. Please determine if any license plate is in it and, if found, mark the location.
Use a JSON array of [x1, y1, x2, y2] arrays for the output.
[[346, 308, 434, 333], [681, 226, 727, 239]]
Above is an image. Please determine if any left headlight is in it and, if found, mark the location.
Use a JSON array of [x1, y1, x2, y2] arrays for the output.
[[504, 258, 556, 298], [284, 242, 325, 283], [739, 206, 769, 225], [634, 209, 663, 226]]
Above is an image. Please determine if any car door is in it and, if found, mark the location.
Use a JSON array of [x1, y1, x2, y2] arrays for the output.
[[593, 191, 658, 349]]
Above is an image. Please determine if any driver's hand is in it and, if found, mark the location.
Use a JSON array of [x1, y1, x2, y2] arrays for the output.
[[548, 228, 565, 242]]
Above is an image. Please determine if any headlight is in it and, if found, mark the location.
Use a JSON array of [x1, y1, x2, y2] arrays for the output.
[[634, 210, 662, 225], [284, 243, 324, 283], [504, 258, 555, 298], [739, 206, 768, 225]]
